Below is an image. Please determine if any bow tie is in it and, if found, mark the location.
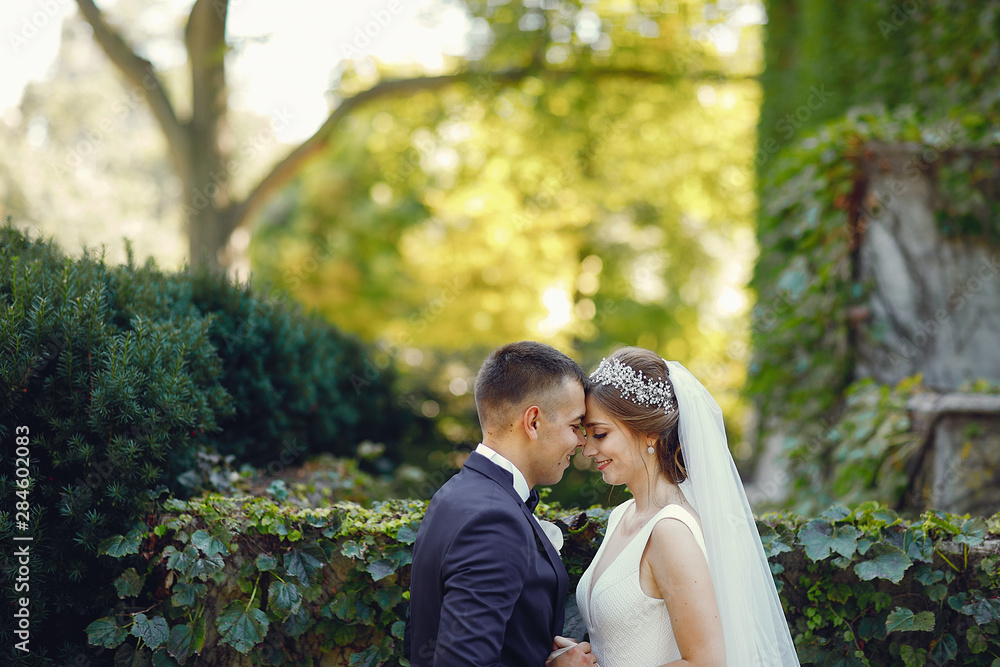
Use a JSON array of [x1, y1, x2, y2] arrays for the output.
[[525, 489, 540, 513]]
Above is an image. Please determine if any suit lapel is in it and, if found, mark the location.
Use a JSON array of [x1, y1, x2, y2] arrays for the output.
[[463, 453, 569, 625]]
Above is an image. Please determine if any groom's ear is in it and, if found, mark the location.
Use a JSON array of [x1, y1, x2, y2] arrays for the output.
[[521, 405, 541, 440]]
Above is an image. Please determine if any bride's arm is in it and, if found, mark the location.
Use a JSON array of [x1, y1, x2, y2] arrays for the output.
[[642, 518, 726, 667]]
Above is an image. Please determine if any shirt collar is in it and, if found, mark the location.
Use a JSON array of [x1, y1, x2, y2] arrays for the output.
[[474, 442, 530, 502]]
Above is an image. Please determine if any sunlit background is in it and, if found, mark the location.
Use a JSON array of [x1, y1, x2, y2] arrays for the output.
[[2, 0, 767, 504]]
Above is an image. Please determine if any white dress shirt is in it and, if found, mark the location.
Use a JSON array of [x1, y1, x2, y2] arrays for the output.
[[474, 443, 564, 552]]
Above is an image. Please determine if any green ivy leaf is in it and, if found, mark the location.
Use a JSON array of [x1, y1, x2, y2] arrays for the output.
[[284, 549, 323, 586], [856, 536, 874, 556], [171, 582, 206, 608], [367, 558, 396, 582], [355, 601, 376, 625], [349, 645, 383, 667], [256, 553, 278, 572], [858, 613, 888, 641], [372, 585, 404, 610], [929, 633, 958, 663], [269, 580, 303, 619], [899, 644, 928, 667], [217, 601, 269, 654], [872, 509, 901, 527], [855, 544, 911, 583], [924, 583, 948, 602], [131, 613, 169, 650], [914, 566, 944, 585], [187, 551, 225, 581], [798, 519, 835, 561], [821, 504, 851, 521], [341, 540, 363, 559], [954, 518, 986, 548], [389, 548, 413, 569], [114, 568, 145, 598], [166, 545, 200, 578], [961, 594, 1000, 624], [904, 533, 934, 562], [759, 529, 794, 558], [281, 606, 313, 638], [967, 625, 988, 653], [99, 530, 143, 558], [329, 593, 354, 620], [886, 607, 935, 633], [87, 616, 128, 648], [151, 649, 181, 667], [391, 620, 406, 640], [333, 623, 357, 646], [190, 529, 228, 557], [396, 526, 418, 544], [167, 617, 205, 664], [830, 525, 860, 558]]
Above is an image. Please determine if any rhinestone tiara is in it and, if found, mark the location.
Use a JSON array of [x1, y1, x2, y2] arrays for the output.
[[589, 356, 676, 414]]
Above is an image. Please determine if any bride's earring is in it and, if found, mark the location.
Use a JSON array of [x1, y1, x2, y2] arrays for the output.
[[647, 441, 655, 455]]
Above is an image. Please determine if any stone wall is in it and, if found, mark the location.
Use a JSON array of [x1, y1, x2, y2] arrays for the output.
[[856, 144, 1000, 515], [855, 144, 1000, 390]]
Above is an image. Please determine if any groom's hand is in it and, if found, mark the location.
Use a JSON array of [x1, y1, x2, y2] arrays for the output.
[[545, 639, 598, 667]]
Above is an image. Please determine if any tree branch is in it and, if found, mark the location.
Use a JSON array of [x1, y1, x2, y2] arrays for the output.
[[231, 64, 747, 229], [229, 68, 522, 229], [74, 0, 190, 173]]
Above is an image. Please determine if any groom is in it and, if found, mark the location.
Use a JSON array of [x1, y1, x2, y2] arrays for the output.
[[405, 341, 597, 666]]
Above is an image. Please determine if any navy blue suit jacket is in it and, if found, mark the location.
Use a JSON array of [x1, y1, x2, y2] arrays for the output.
[[405, 452, 569, 666]]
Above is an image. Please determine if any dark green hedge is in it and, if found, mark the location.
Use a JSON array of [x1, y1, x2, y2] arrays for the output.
[[0, 221, 410, 663], [184, 268, 419, 468], [85, 495, 1000, 666]]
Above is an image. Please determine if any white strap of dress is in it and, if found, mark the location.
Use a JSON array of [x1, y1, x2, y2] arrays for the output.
[[636, 503, 708, 557]]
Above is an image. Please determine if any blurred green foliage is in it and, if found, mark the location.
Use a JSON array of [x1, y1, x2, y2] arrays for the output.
[[251, 0, 766, 497], [760, 0, 1000, 156]]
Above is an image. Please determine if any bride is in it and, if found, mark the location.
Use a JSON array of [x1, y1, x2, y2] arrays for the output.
[[553, 347, 799, 667]]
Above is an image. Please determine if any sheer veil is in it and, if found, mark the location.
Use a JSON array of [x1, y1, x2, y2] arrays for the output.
[[665, 360, 800, 666]]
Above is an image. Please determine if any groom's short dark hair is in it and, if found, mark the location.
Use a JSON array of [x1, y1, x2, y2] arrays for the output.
[[474, 341, 586, 433]]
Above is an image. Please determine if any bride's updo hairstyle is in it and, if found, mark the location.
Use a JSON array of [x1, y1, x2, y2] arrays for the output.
[[589, 347, 686, 484]]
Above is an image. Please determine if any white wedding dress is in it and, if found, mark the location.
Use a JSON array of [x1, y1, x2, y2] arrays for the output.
[[576, 499, 709, 667]]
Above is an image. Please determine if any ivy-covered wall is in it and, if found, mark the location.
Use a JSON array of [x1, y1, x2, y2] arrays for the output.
[[751, 0, 1000, 512], [83, 495, 1000, 667]]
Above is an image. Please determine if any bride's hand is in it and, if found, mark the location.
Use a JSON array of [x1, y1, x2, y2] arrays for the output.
[[545, 638, 598, 666]]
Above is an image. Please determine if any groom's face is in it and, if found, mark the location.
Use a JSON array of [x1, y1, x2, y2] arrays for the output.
[[525, 377, 587, 486]]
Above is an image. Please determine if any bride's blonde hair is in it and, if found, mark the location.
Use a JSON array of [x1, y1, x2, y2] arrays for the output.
[[589, 347, 686, 484]]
